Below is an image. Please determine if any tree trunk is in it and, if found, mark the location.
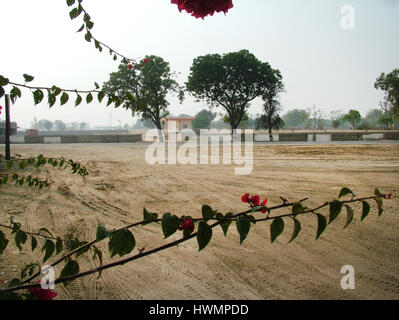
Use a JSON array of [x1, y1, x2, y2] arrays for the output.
[[268, 119, 273, 142], [154, 118, 164, 142]]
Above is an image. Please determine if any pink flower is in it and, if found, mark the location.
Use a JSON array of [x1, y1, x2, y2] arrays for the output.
[[171, 0, 234, 19]]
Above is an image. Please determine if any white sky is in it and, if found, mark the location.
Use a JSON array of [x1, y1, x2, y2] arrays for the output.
[[1, 0, 398, 129]]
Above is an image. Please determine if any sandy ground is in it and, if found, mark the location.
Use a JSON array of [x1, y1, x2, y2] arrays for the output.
[[0, 143, 398, 300]]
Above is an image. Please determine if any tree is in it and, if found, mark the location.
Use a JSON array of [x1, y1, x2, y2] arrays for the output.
[[186, 49, 277, 134], [192, 109, 216, 129], [255, 113, 284, 135], [377, 100, 393, 129], [54, 120, 66, 131], [38, 119, 53, 131], [103, 56, 183, 141], [330, 110, 344, 129], [342, 109, 362, 129], [281, 109, 309, 129], [306, 106, 326, 130], [375, 69, 399, 120], [256, 69, 284, 140]]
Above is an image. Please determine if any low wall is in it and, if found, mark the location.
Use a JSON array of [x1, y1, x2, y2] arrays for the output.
[[0, 134, 142, 144]]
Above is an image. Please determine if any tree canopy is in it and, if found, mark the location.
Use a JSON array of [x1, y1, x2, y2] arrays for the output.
[[342, 109, 362, 129], [102, 56, 183, 136], [375, 69, 399, 120], [192, 109, 216, 129], [186, 49, 279, 132]]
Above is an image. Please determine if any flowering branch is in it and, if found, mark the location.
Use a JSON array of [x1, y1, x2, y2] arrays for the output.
[[0, 188, 391, 298]]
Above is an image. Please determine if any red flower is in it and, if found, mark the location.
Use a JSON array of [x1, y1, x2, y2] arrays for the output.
[[179, 218, 194, 232], [127, 64, 133, 70], [143, 58, 149, 63], [171, 0, 234, 19], [241, 193, 268, 212], [260, 198, 268, 213], [29, 286, 57, 300], [387, 193, 393, 199], [241, 193, 250, 203]]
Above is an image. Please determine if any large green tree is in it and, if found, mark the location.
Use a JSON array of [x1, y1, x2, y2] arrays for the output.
[[257, 69, 284, 140], [192, 109, 216, 129], [282, 109, 309, 129], [186, 50, 277, 134], [102, 56, 183, 141], [375, 69, 399, 120], [342, 109, 362, 129]]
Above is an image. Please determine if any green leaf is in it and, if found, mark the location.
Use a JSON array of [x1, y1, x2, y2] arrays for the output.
[[51, 86, 62, 96], [329, 200, 343, 224], [0, 230, 9, 254], [143, 208, 158, 225], [202, 205, 215, 220], [23, 74, 34, 83], [161, 213, 180, 239], [75, 241, 90, 258], [56, 237, 63, 255], [41, 240, 55, 263], [270, 217, 284, 243], [361, 201, 371, 221], [375, 197, 383, 216], [69, 7, 80, 19], [30, 236, 37, 251], [0, 75, 9, 86], [0, 86, 4, 98], [86, 92, 93, 104], [217, 212, 233, 236], [67, 0, 75, 6], [96, 223, 113, 241], [316, 213, 327, 240], [288, 218, 301, 243], [15, 230, 27, 252], [38, 228, 53, 237], [292, 202, 307, 214], [94, 82, 100, 89], [60, 92, 69, 106], [8, 278, 22, 288], [86, 20, 94, 30], [48, 92, 56, 108], [197, 221, 212, 251], [32, 89, 44, 105], [343, 205, 354, 229], [98, 91, 105, 103], [374, 188, 383, 198], [339, 187, 354, 199], [108, 229, 136, 257], [0, 292, 23, 300], [74, 93, 82, 106], [60, 259, 79, 284], [236, 217, 251, 245], [84, 31, 92, 42]]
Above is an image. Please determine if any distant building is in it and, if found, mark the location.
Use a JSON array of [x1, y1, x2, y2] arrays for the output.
[[162, 116, 194, 133], [25, 129, 39, 136]]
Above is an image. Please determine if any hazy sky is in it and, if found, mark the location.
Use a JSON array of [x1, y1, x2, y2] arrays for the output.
[[1, 0, 398, 129]]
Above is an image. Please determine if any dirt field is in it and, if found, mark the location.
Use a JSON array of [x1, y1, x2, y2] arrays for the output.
[[0, 143, 398, 300]]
